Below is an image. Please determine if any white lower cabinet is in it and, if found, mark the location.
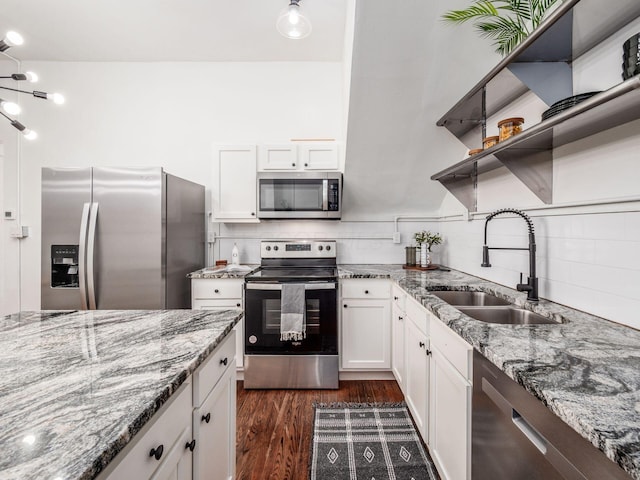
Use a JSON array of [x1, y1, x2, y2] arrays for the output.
[[391, 304, 406, 390], [193, 360, 236, 480], [151, 427, 194, 480], [429, 317, 473, 480], [191, 278, 244, 369], [340, 279, 391, 370], [404, 314, 430, 441]]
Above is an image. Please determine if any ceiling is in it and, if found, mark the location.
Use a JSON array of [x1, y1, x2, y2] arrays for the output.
[[0, 0, 347, 62]]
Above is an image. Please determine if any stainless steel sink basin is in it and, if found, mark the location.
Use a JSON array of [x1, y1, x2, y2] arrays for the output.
[[457, 306, 559, 325], [431, 290, 511, 306]]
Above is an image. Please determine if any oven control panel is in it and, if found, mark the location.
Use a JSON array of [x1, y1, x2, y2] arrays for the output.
[[260, 240, 337, 259]]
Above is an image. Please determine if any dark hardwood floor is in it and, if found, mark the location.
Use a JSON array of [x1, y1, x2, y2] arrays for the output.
[[236, 380, 405, 480]]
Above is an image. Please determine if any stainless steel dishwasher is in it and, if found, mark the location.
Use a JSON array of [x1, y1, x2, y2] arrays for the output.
[[472, 351, 630, 479]]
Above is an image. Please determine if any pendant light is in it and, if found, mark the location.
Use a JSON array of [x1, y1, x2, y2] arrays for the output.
[[0, 31, 65, 140], [276, 0, 312, 40]]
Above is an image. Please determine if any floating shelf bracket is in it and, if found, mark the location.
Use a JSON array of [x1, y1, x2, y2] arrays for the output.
[[438, 168, 477, 213], [494, 147, 553, 205]]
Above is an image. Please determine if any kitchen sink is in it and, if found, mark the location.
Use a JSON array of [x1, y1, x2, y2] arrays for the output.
[[457, 306, 559, 325], [431, 290, 511, 306]]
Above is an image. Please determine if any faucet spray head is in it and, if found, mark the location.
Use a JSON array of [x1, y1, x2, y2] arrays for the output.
[[481, 245, 491, 267]]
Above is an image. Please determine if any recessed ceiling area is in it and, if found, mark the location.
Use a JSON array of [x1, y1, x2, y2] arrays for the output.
[[0, 0, 347, 62]]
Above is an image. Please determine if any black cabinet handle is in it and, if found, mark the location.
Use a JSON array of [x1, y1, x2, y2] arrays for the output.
[[292, 163, 296, 167], [202, 412, 211, 423], [304, 163, 308, 167], [185, 439, 196, 452], [426, 349, 432, 356], [419, 341, 425, 348], [149, 445, 164, 461], [394, 296, 398, 300], [364, 290, 369, 294], [398, 316, 403, 321], [236, 303, 241, 307], [220, 357, 228, 366], [343, 304, 348, 308], [251, 212, 255, 216], [214, 289, 219, 293]]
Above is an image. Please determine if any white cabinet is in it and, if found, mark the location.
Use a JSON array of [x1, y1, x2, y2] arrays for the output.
[[340, 279, 391, 370], [192, 331, 236, 480], [98, 381, 194, 480], [429, 318, 473, 480], [299, 143, 339, 170], [404, 311, 430, 441], [391, 304, 406, 390], [257, 143, 339, 171], [211, 145, 258, 222], [258, 144, 298, 170], [191, 278, 244, 369]]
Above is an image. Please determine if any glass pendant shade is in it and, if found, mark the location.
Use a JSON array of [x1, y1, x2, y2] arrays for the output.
[[276, 1, 312, 39]]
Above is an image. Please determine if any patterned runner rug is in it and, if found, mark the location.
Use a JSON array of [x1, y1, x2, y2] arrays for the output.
[[310, 402, 439, 480]]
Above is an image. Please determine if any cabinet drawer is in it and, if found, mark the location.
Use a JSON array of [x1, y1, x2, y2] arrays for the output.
[[192, 279, 244, 299], [431, 319, 472, 381], [101, 380, 192, 480], [391, 284, 406, 312], [192, 299, 242, 310], [406, 295, 429, 336], [193, 331, 236, 407], [341, 279, 390, 299]]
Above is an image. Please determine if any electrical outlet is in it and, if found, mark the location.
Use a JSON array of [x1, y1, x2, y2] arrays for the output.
[[392, 232, 401, 243], [207, 230, 216, 243], [10, 226, 30, 238]]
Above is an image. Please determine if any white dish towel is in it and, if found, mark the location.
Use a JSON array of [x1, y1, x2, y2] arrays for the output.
[[280, 283, 306, 341]]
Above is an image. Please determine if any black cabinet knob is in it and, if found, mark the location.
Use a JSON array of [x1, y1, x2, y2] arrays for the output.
[[214, 289, 219, 293], [426, 349, 432, 356], [149, 445, 164, 461], [398, 316, 403, 321], [220, 357, 228, 366], [292, 163, 296, 167], [185, 439, 196, 452], [419, 341, 425, 348], [202, 412, 211, 423], [364, 290, 369, 294], [236, 303, 241, 307], [251, 212, 255, 216], [393, 296, 399, 300], [343, 304, 348, 308], [304, 163, 308, 167]]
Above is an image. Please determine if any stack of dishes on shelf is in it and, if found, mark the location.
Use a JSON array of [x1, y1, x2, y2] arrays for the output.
[[623, 32, 640, 80], [541, 92, 602, 121]]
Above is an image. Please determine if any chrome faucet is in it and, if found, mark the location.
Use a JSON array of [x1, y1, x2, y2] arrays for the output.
[[481, 208, 539, 302]]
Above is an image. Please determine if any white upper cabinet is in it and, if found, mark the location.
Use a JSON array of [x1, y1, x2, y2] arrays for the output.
[[257, 143, 339, 171], [211, 145, 258, 223]]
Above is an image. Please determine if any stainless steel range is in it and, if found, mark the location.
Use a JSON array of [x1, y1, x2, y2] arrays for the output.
[[243, 240, 339, 389]]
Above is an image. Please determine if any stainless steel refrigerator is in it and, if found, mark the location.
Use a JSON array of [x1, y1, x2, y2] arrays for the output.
[[41, 166, 205, 310]]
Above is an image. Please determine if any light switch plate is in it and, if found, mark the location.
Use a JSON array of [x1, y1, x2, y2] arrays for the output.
[[392, 232, 401, 243]]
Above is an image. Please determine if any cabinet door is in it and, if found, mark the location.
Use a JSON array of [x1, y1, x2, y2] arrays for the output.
[[429, 346, 472, 480], [258, 144, 298, 170], [300, 143, 339, 170], [341, 299, 390, 369], [212, 145, 258, 222], [193, 364, 237, 480], [405, 317, 429, 442], [391, 304, 406, 391], [150, 427, 193, 480]]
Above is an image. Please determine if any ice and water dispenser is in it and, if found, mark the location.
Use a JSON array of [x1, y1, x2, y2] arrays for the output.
[[50, 245, 79, 288]]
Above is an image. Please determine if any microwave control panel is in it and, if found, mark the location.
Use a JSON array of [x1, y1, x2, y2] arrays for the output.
[[328, 179, 340, 211]]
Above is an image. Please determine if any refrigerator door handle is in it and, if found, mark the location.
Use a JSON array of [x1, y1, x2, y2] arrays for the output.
[[87, 202, 99, 310], [78, 203, 91, 310]]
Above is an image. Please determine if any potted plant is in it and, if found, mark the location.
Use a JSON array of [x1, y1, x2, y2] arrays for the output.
[[442, 0, 562, 56], [414, 231, 443, 267]]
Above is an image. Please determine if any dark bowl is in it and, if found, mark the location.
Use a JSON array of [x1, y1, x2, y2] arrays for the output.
[[623, 33, 640, 51], [541, 91, 602, 121]]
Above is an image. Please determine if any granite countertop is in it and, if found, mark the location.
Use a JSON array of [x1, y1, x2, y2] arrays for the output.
[[0, 309, 242, 480], [339, 264, 640, 479], [187, 264, 258, 279]]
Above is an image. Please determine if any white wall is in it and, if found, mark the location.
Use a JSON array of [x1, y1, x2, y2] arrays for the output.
[[12, 61, 344, 310], [436, 16, 640, 328]]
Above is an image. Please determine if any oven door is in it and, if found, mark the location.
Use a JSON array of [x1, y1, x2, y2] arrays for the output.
[[244, 282, 338, 354]]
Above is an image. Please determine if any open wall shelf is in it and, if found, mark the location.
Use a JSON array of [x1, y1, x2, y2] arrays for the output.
[[433, 0, 640, 211]]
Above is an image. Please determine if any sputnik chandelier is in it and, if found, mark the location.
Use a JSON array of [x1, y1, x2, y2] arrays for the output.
[[0, 31, 64, 140]]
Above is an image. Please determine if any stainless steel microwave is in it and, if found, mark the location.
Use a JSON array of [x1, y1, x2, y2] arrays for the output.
[[257, 172, 342, 219]]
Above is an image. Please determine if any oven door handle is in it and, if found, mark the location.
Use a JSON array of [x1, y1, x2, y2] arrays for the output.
[[246, 282, 336, 291]]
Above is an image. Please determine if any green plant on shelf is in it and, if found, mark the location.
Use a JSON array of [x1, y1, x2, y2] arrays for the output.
[[414, 231, 443, 252], [442, 0, 562, 56]]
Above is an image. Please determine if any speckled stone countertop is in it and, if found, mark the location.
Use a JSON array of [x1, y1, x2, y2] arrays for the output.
[[0, 309, 241, 480], [187, 265, 258, 279], [339, 265, 640, 478]]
